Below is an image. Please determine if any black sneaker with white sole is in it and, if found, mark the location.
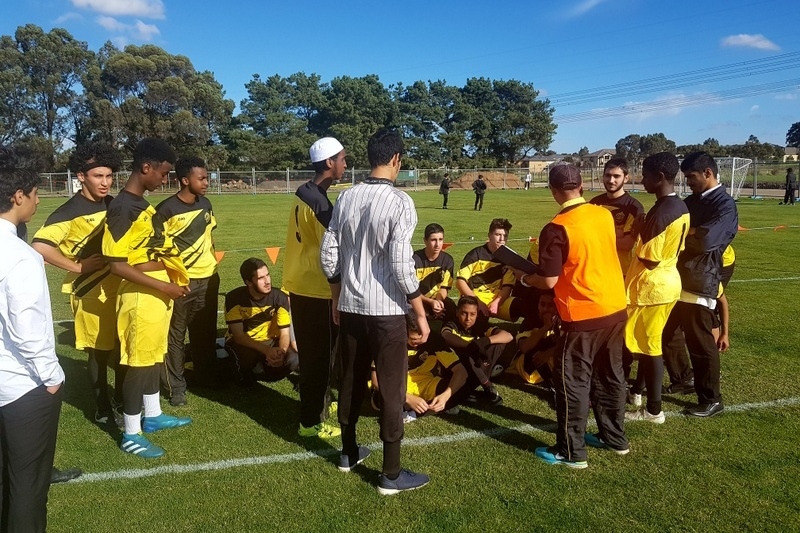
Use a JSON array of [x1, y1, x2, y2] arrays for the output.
[[377, 468, 430, 495]]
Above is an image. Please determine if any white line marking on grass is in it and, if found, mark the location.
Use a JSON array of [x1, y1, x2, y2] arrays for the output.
[[67, 396, 800, 485], [729, 276, 800, 283]]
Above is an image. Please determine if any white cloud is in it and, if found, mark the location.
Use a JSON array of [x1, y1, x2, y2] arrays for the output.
[[750, 105, 760, 114], [71, 0, 165, 20], [565, 0, 607, 18], [775, 91, 799, 101], [96, 16, 127, 32], [721, 34, 780, 51], [132, 20, 160, 41], [54, 12, 82, 24]]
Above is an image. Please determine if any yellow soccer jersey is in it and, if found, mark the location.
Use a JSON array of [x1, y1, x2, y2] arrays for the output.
[[154, 194, 217, 279], [283, 181, 334, 299], [722, 244, 735, 267], [33, 193, 120, 299], [625, 195, 690, 306], [103, 190, 188, 284], [407, 349, 460, 401], [457, 244, 515, 305], [224, 286, 291, 343], [413, 249, 454, 299]]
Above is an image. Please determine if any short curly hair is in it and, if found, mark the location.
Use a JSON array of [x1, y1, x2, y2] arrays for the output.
[[0, 145, 42, 213], [69, 142, 123, 174]]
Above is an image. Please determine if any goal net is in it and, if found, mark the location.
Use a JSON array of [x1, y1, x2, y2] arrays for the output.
[[716, 157, 753, 200]]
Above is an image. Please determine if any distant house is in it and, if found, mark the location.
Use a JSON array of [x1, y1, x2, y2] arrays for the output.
[[519, 154, 566, 173], [581, 149, 616, 168], [784, 147, 799, 163]]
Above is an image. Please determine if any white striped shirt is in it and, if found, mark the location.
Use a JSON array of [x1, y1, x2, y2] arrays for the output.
[[321, 178, 421, 316]]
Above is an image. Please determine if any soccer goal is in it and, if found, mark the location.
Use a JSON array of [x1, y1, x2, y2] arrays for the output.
[[716, 157, 753, 200]]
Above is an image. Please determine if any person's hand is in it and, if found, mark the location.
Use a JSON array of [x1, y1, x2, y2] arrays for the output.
[[487, 298, 500, 316], [510, 267, 527, 281], [431, 299, 445, 316], [331, 299, 340, 326], [406, 395, 429, 415], [162, 282, 190, 300], [46, 382, 62, 394], [78, 254, 106, 274], [265, 347, 286, 367], [477, 299, 491, 316], [416, 315, 430, 344], [717, 334, 730, 352], [428, 391, 451, 412]]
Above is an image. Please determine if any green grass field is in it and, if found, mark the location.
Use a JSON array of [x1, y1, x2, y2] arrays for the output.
[[28, 188, 800, 533]]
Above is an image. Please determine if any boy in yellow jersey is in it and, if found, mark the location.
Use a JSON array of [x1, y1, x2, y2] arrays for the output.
[[620, 153, 689, 426], [154, 157, 219, 406], [371, 318, 467, 421], [284, 137, 345, 439], [441, 295, 513, 406], [32, 143, 124, 427], [413, 223, 455, 321], [456, 218, 528, 327], [507, 291, 559, 387], [225, 258, 298, 385], [103, 138, 191, 458]]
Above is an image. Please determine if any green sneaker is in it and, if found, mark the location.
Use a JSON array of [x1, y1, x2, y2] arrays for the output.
[[298, 421, 341, 439]]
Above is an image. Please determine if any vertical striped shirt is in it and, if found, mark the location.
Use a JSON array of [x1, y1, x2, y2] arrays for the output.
[[321, 178, 421, 316]]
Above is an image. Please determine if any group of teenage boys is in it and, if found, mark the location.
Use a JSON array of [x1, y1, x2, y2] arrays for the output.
[[1, 131, 739, 528]]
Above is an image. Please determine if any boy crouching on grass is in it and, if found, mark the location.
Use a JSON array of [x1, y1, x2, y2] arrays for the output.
[[371, 316, 467, 422], [507, 290, 559, 387], [441, 295, 513, 406]]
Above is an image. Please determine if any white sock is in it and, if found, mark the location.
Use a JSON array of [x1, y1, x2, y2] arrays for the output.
[[143, 393, 162, 418], [124, 413, 142, 435]]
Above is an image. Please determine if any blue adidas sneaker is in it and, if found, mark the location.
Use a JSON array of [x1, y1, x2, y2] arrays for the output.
[[534, 446, 588, 469], [120, 433, 165, 458], [142, 413, 192, 433]]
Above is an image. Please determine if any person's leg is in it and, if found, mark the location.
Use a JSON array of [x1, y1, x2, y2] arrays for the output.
[[87, 348, 113, 420], [478, 194, 484, 210], [474, 194, 479, 210], [337, 312, 371, 458], [226, 342, 262, 385], [590, 321, 628, 452], [442, 193, 448, 208], [0, 385, 62, 533], [292, 293, 337, 428], [681, 305, 721, 406], [640, 355, 664, 414], [163, 289, 191, 400], [186, 274, 220, 387], [552, 331, 594, 462], [122, 366, 147, 434], [371, 315, 409, 478], [661, 303, 694, 389]]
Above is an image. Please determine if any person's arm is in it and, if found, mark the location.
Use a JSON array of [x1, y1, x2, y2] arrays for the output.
[[408, 295, 430, 344], [5, 256, 64, 389], [405, 393, 429, 415], [683, 196, 738, 254], [488, 285, 512, 315], [441, 326, 470, 350], [428, 363, 467, 412], [321, 204, 342, 324], [513, 222, 564, 290], [487, 327, 514, 345], [108, 261, 187, 300], [32, 242, 105, 274], [517, 325, 551, 354], [717, 293, 730, 352]]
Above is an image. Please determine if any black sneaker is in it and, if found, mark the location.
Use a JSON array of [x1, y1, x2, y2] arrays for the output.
[[338, 446, 371, 472], [485, 386, 503, 406], [664, 379, 694, 395], [169, 393, 187, 407], [377, 468, 430, 495]]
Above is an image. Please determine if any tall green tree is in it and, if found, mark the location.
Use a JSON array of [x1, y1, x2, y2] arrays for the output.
[[639, 132, 676, 157], [615, 134, 642, 163], [84, 43, 234, 161], [787, 122, 800, 148]]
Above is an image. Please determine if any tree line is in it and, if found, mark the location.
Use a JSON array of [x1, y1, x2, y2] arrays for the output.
[[0, 24, 555, 171], [1, 25, 795, 172]]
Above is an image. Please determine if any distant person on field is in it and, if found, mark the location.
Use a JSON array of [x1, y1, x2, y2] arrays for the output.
[[780, 167, 796, 205], [439, 173, 450, 209], [32, 143, 125, 427], [224, 258, 298, 386], [661, 152, 738, 418], [0, 145, 65, 533], [623, 152, 689, 425], [413, 223, 456, 321], [472, 174, 487, 210], [524, 171, 532, 190], [155, 157, 219, 407], [284, 136, 347, 440]]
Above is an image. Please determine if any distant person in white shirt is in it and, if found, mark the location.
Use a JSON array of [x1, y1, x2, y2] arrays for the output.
[[0, 145, 65, 533], [524, 171, 532, 190], [321, 128, 431, 495]]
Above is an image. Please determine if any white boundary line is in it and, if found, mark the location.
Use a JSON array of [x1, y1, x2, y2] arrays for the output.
[[68, 396, 800, 485]]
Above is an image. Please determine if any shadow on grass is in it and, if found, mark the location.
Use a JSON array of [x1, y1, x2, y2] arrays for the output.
[[190, 371, 340, 461]]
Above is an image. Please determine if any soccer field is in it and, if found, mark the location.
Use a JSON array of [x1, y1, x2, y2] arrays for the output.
[[30, 188, 800, 533]]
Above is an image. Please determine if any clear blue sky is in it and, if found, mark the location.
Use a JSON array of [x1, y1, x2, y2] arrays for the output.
[[4, 0, 799, 154]]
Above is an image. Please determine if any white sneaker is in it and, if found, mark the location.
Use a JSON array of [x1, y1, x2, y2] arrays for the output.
[[625, 407, 665, 424], [627, 392, 642, 407], [402, 410, 418, 424]]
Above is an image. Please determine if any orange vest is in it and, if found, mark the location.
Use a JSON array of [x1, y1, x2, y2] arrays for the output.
[[551, 203, 626, 325]]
